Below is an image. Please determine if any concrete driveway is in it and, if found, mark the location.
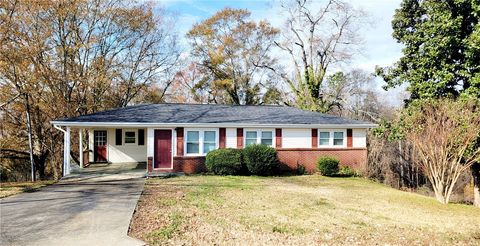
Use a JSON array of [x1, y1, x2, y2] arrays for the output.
[[0, 163, 146, 246]]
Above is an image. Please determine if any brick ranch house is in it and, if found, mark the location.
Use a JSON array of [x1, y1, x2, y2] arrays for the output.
[[51, 103, 376, 176]]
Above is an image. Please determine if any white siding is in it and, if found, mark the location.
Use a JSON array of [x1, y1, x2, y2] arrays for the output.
[[282, 128, 312, 148], [107, 128, 147, 163], [226, 128, 237, 148], [352, 128, 367, 148]]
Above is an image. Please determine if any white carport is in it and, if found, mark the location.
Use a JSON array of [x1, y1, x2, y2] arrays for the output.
[[53, 125, 84, 176], [53, 122, 149, 177]]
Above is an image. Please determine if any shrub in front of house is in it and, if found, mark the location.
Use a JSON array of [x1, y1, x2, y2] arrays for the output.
[[243, 144, 279, 176], [205, 148, 243, 175], [338, 166, 356, 177], [317, 156, 339, 176]]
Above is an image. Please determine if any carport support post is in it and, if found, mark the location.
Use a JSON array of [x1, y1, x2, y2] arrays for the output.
[[63, 127, 71, 176], [79, 129, 83, 168]]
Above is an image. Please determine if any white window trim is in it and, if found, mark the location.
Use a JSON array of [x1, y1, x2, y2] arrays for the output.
[[124, 130, 137, 145], [318, 131, 330, 147], [318, 129, 347, 148], [184, 128, 219, 156], [243, 129, 274, 148]]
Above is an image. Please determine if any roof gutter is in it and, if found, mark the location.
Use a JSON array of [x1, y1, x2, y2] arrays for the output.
[[50, 121, 378, 129]]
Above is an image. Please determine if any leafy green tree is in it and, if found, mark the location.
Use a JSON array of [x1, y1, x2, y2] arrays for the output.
[[377, 0, 480, 205], [376, 0, 480, 100]]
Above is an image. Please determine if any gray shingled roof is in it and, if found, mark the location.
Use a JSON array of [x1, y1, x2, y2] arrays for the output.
[[54, 103, 374, 126]]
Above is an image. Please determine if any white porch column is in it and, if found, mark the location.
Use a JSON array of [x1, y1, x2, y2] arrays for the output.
[[63, 127, 71, 176], [88, 129, 94, 163], [147, 128, 154, 159], [79, 129, 83, 168]]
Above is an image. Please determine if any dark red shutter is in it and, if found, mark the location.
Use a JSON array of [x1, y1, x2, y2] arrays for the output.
[[347, 129, 353, 148], [219, 128, 226, 148], [176, 127, 184, 156], [237, 128, 243, 149], [115, 129, 122, 145], [138, 129, 145, 145], [275, 128, 282, 148], [311, 129, 318, 148]]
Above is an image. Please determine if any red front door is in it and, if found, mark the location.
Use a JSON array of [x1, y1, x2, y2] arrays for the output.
[[94, 130, 107, 162], [154, 130, 172, 169]]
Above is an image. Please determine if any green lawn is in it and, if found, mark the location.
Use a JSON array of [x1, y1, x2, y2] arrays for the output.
[[0, 180, 56, 198], [129, 175, 480, 245]]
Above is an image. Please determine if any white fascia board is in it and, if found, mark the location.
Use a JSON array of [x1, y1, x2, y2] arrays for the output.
[[51, 121, 377, 129]]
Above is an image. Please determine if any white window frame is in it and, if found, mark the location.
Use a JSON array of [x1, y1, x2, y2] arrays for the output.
[[124, 130, 137, 145], [184, 128, 219, 156], [318, 129, 347, 148], [318, 131, 330, 146], [243, 129, 274, 148]]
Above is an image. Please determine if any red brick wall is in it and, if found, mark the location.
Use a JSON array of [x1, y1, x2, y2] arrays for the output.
[[149, 156, 206, 174], [277, 148, 367, 173], [147, 156, 153, 172], [148, 149, 366, 174], [173, 156, 206, 174]]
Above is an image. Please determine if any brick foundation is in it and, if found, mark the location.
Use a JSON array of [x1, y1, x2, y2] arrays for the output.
[[148, 156, 206, 174], [276, 148, 367, 173], [172, 156, 206, 174], [148, 149, 367, 175]]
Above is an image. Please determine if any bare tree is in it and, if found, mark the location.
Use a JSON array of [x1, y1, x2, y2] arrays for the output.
[[276, 0, 367, 112], [167, 63, 210, 104], [402, 99, 480, 204]]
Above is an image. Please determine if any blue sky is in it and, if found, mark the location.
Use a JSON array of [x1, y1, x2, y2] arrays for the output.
[[155, 0, 406, 105]]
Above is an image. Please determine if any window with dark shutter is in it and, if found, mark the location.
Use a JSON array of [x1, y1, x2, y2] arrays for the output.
[[138, 129, 145, 145], [115, 129, 122, 145]]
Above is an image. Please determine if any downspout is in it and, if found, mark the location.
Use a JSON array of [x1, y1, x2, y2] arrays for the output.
[[54, 124, 66, 133], [53, 124, 68, 176]]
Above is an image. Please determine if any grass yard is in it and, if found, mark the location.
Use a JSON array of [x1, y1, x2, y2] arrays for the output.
[[0, 180, 56, 198], [129, 175, 480, 245]]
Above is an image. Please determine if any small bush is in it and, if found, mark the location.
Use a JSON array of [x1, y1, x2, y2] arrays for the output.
[[243, 144, 279, 176], [205, 148, 243, 175], [297, 164, 306, 175], [338, 166, 356, 177], [317, 156, 339, 176]]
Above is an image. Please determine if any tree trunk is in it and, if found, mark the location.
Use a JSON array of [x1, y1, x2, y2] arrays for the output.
[[399, 141, 404, 188], [473, 164, 480, 207], [434, 192, 447, 204], [25, 94, 36, 182], [34, 151, 49, 180], [432, 181, 447, 204]]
